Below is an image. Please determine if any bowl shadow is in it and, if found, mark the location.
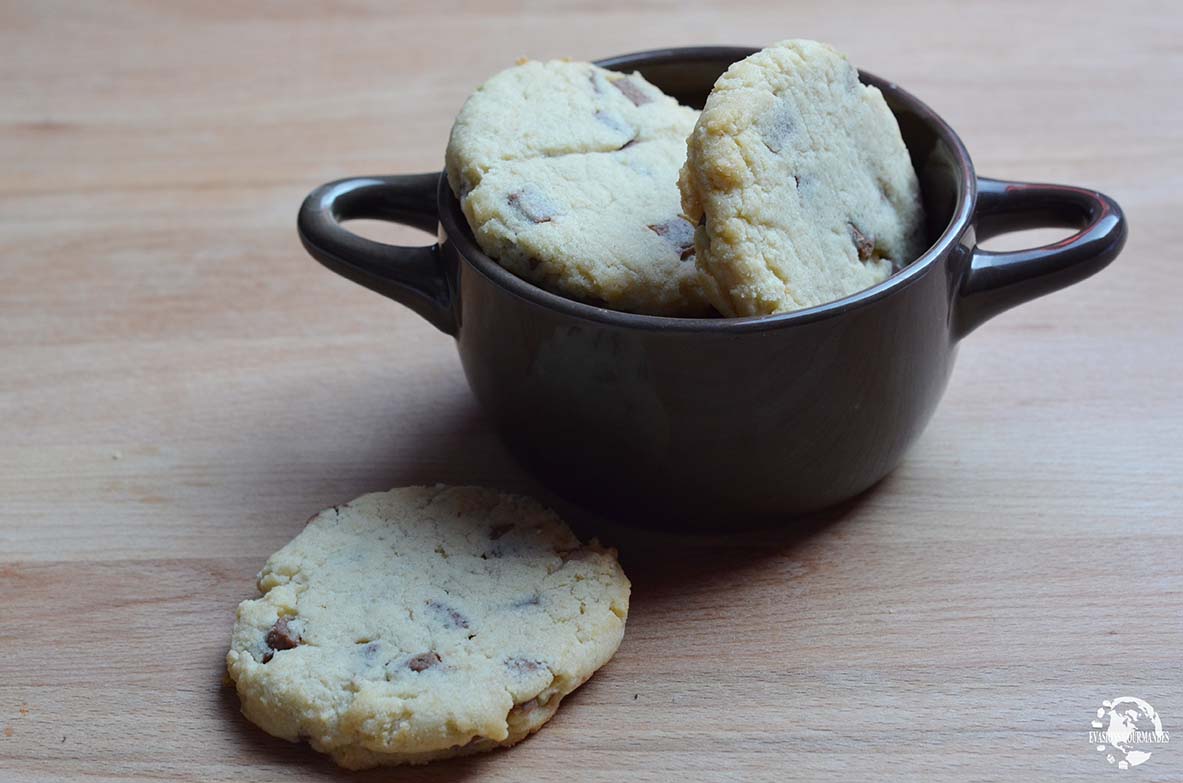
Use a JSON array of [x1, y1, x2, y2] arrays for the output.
[[214, 364, 881, 775]]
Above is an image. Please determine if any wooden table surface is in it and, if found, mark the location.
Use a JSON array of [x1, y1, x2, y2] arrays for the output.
[[3, 2, 1180, 781]]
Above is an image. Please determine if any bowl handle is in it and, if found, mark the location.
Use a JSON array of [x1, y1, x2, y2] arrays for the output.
[[955, 177, 1127, 337], [297, 173, 456, 335]]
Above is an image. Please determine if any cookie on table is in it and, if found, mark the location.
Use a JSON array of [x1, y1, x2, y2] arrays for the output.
[[679, 39, 926, 316], [226, 486, 630, 768], [446, 60, 712, 316]]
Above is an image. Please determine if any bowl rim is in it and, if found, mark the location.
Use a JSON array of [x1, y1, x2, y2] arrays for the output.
[[437, 45, 977, 333]]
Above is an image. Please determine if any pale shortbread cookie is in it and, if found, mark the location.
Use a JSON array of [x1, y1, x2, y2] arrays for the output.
[[461, 139, 704, 314], [226, 486, 630, 768], [446, 60, 712, 316], [680, 40, 926, 316]]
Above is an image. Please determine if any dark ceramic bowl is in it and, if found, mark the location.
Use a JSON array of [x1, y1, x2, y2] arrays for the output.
[[298, 47, 1126, 528]]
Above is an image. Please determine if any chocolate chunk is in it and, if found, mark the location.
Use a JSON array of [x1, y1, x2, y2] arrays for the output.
[[618, 138, 638, 151], [407, 651, 441, 672], [427, 600, 470, 629], [506, 657, 546, 676], [849, 223, 875, 262], [262, 617, 300, 662], [489, 523, 514, 540], [611, 77, 652, 107], [648, 218, 696, 261], [508, 187, 558, 224]]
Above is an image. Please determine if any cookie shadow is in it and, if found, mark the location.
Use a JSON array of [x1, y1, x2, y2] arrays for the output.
[[219, 346, 874, 562], [228, 355, 880, 594]]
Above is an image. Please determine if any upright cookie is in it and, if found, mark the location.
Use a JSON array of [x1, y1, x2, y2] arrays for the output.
[[226, 486, 630, 768], [447, 60, 712, 316], [680, 40, 926, 316]]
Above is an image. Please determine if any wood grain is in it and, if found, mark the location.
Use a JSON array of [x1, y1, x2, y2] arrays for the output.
[[2, 2, 1180, 781]]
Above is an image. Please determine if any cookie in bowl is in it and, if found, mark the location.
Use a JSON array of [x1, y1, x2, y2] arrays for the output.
[[680, 39, 926, 316], [446, 60, 713, 316]]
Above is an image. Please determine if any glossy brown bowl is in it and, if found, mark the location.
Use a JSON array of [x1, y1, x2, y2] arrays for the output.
[[298, 47, 1126, 528]]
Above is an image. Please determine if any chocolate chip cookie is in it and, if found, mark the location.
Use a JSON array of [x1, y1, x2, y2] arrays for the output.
[[680, 40, 926, 316], [226, 486, 630, 768], [446, 60, 712, 316]]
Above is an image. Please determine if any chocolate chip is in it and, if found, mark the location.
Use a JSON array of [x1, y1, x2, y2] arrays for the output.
[[648, 218, 696, 261], [506, 657, 546, 676], [407, 651, 441, 672], [611, 77, 652, 106], [266, 618, 299, 650], [489, 523, 514, 540], [427, 600, 470, 629], [849, 223, 875, 262], [508, 187, 558, 224], [618, 138, 638, 151], [262, 617, 300, 662]]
